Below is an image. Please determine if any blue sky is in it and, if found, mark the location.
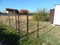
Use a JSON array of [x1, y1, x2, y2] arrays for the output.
[[0, 0, 60, 12]]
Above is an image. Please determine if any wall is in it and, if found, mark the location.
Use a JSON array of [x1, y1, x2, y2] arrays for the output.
[[49, 9, 54, 24], [53, 5, 60, 25]]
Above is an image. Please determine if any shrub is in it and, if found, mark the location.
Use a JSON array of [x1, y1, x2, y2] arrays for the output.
[[33, 9, 49, 21]]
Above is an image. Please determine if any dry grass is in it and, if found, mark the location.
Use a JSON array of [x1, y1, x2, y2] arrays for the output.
[[0, 15, 33, 27]]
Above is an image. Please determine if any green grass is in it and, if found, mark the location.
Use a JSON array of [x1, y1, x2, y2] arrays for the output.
[[1, 21, 60, 45], [0, 23, 19, 45], [19, 21, 60, 45]]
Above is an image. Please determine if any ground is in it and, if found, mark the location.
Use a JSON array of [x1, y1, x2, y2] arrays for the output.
[[0, 15, 60, 45]]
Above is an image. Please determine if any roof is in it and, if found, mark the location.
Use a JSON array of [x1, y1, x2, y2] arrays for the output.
[[50, 9, 54, 11], [5, 8, 19, 14]]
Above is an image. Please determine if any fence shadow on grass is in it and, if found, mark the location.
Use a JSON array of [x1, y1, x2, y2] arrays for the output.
[[0, 25, 19, 45]]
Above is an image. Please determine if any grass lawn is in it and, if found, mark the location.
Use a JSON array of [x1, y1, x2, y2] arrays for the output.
[[20, 21, 60, 45], [0, 21, 60, 45]]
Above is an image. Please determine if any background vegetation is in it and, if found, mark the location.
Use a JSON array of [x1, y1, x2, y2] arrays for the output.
[[33, 8, 49, 21]]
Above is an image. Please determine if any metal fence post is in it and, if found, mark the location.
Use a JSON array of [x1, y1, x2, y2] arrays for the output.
[[26, 14, 29, 40], [1, 16, 2, 23], [27, 14, 29, 34], [9, 15, 11, 27], [37, 14, 39, 38], [15, 15, 17, 30], [13, 11, 18, 29], [18, 14, 20, 36]]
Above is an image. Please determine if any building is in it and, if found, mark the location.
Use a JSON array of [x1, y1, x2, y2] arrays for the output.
[[49, 9, 54, 24], [0, 11, 7, 15], [5, 8, 19, 14], [19, 10, 28, 15], [50, 5, 60, 25]]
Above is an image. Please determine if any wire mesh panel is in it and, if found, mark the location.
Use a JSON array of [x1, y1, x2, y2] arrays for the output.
[[0, 15, 9, 26], [0, 13, 60, 45], [20, 15, 27, 37], [10, 15, 15, 28]]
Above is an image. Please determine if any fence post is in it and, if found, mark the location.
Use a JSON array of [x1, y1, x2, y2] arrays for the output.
[[18, 14, 20, 36], [1, 16, 2, 23], [37, 14, 39, 38], [26, 14, 29, 40], [13, 11, 18, 29], [9, 15, 11, 27], [15, 15, 17, 30]]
